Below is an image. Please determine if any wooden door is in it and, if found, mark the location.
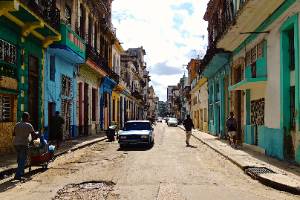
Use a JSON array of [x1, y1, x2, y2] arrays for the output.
[[84, 83, 89, 135], [28, 55, 39, 130]]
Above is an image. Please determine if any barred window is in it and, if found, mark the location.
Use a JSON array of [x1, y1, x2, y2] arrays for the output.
[[0, 39, 16, 64], [257, 41, 264, 58], [61, 75, 72, 97], [245, 51, 251, 66], [251, 46, 257, 64], [0, 95, 13, 122]]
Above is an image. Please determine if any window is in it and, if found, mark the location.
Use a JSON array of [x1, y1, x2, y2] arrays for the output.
[[288, 29, 295, 71], [290, 86, 295, 130], [65, 4, 72, 25], [92, 88, 97, 121], [0, 95, 13, 122], [124, 122, 151, 131], [0, 39, 16, 64], [94, 22, 98, 49], [204, 108, 208, 122], [257, 41, 264, 58], [61, 75, 72, 97], [79, 4, 85, 39], [251, 46, 257, 64], [50, 56, 55, 81], [113, 99, 116, 121], [88, 15, 92, 45]]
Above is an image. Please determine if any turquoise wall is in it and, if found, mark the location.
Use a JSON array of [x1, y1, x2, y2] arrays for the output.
[[257, 126, 284, 160], [0, 18, 44, 129], [207, 65, 229, 137], [245, 125, 284, 160], [244, 125, 255, 145]]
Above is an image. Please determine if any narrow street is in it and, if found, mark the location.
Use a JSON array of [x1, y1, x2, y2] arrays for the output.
[[0, 123, 297, 200]]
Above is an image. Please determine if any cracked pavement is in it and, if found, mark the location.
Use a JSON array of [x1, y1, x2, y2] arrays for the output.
[[0, 123, 298, 200]]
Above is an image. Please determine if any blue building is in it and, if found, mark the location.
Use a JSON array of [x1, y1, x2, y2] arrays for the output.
[[100, 76, 118, 130], [44, 23, 85, 140], [203, 50, 230, 138]]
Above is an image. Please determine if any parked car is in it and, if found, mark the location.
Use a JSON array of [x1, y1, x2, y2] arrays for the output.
[[167, 118, 178, 127], [157, 117, 163, 122], [118, 120, 154, 148]]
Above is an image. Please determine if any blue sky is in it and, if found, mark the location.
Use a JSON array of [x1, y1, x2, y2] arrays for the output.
[[112, 0, 209, 101]]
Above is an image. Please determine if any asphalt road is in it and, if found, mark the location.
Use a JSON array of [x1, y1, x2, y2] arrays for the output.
[[0, 122, 298, 200]]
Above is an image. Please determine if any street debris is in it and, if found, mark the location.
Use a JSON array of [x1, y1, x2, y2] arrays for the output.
[[53, 181, 115, 200]]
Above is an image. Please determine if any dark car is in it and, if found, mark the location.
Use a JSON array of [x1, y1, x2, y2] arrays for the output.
[[118, 120, 154, 148]]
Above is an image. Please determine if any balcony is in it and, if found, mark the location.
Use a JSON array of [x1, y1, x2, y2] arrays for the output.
[[50, 23, 85, 62], [0, 1, 61, 48], [132, 90, 143, 100], [0, 63, 17, 80], [20, 0, 60, 30], [86, 44, 111, 73], [229, 40, 267, 91], [110, 70, 119, 84], [140, 79, 146, 88], [205, 0, 284, 51]]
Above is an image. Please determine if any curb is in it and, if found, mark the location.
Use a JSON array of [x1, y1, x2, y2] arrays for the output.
[[178, 126, 300, 195], [0, 136, 106, 180]]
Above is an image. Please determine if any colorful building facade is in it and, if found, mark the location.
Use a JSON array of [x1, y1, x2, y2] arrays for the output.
[[0, 0, 60, 153], [44, 22, 86, 140], [204, 0, 300, 163], [190, 76, 208, 132]]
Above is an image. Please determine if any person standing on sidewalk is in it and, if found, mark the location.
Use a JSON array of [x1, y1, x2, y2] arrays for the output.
[[183, 115, 194, 147], [13, 112, 37, 180], [51, 111, 65, 149], [226, 112, 238, 148]]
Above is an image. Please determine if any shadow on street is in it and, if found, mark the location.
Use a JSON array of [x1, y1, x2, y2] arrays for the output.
[[117, 144, 154, 152], [0, 168, 46, 193]]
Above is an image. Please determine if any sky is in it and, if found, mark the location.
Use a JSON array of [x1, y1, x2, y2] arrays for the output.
[[112, 0, 209, 101]]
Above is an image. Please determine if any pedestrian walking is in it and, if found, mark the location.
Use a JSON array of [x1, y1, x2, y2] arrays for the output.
[[226, 112, 238, 148], [183, 115, 194, 146], [13, 112, 37, 180], [51, 111, 65, 148]]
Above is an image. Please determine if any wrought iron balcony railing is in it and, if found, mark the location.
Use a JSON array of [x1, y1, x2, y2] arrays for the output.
[[86, 44, 121, 80], [205, 0, 248, 49], [21, 0, 60, 30], [110, 70, 119, 84], [131, 90, 143, 100], [0, 64, 17, 80]]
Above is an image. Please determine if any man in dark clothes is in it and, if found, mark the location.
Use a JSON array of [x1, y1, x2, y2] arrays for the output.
[[183, 115, 194, 146], [51, 111, 65, 148], [226, 112, 238, 148]]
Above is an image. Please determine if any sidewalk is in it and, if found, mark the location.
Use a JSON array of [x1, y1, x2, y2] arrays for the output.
[[179, 125, 300, 194], [0, 134, 107, 179]]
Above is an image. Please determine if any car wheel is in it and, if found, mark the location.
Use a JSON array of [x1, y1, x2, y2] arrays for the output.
[[148, 140, 154, 148], [119, 144, 125, 149]]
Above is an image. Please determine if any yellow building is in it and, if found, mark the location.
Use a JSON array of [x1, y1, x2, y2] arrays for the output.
[[190, 77, 208, 132], [112, 39, 124, 127]]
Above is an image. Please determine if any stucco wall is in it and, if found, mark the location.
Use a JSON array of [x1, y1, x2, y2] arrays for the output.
[[265, 23, 281, 129], [44, 52, 78, 138], [250, 88, 265, 101], [77, 65, 101, 134]]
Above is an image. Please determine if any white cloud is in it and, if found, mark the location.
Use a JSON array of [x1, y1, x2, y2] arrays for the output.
[[112, 0, 209, 101]]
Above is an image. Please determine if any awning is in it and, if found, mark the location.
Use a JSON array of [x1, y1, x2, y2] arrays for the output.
[[0, 0, 61, 48], [229, 77, 267, 91]]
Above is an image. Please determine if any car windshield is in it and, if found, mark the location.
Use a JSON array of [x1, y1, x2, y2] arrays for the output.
[[169, 118, 177, 122], [124, 122, 151, 131]]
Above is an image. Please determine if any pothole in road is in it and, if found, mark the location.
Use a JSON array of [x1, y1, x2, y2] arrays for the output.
[[53, 181, 116, 200]]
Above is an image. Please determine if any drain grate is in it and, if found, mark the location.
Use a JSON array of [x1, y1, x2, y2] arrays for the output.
[[245, 167, 275, 178]]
